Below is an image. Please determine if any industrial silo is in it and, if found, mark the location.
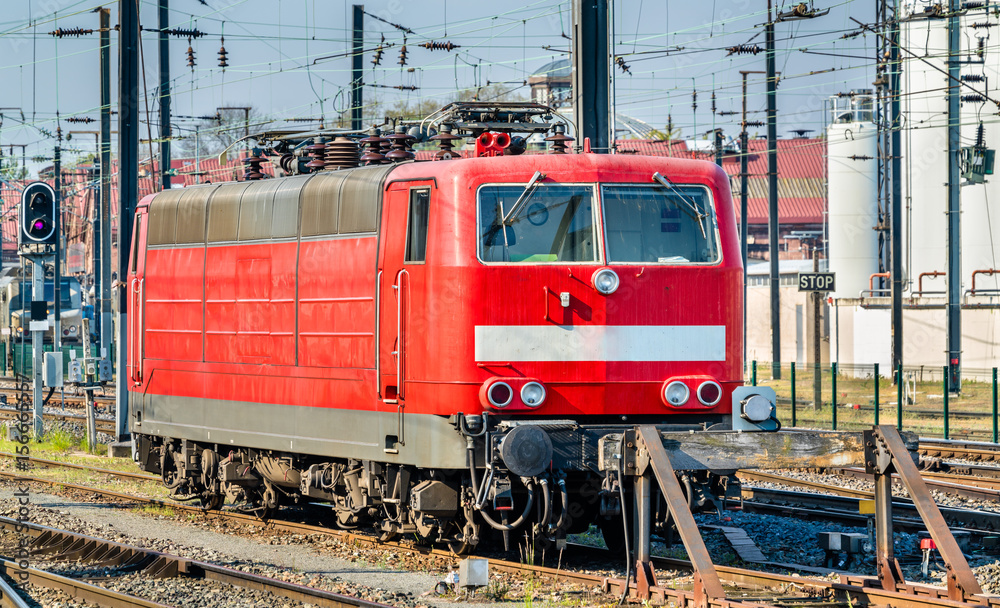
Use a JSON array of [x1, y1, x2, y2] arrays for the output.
[[826, 92, 879, 299]]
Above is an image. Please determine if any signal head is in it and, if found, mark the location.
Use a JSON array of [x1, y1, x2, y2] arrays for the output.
[[20, 181, 57, 245]]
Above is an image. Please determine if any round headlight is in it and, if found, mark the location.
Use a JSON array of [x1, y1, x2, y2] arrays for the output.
[[520, 382, 546, 407], [664, 381, 690, 406], [741, 394, 773, 422], [591, 268, 620, 295], [697, 381, 723, 406], [68, 325, 78, 335], [487, 381, 514, 408]]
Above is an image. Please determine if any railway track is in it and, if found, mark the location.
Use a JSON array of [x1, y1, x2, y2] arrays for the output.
[[0, 407, 116, 434], [0, 516, 395, 608], [0, 453, 1000, 608], [918, 438, 1000, 462]]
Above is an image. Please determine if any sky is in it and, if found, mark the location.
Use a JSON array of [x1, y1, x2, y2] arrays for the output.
[[0, 0, 878, 175]]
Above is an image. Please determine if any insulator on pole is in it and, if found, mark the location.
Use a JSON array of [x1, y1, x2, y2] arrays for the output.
[[49, 27, 94, 38], [726, 44, 763, 56], [218, 36, 228, 69], [186, 37, 196, 69], [420, 41, 460, 52]]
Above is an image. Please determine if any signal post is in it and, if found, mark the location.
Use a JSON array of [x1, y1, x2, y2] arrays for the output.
[[19, 182, 58, 439]]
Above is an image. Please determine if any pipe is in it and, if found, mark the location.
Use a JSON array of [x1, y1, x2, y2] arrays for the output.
[[477, 478, 536, 532], [970, 269, 999, 295], [550, 478, 569, 534], [914, 270, 946, 296], [538, 478, 552, 530], [869, 272, 890, 292]]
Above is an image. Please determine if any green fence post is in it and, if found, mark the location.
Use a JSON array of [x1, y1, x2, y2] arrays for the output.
[[752, 361, 757, 386], [790, 362, 797, 428], [831, 362, 838, 431], [896, 365, 903, 431], [942, 366, 949, 440], [993, 367, 998, 444], [873, 363, 880, 427]]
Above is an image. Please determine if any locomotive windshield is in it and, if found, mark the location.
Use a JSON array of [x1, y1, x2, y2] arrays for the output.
[[602, 184, 719, 264], [478, 185, 597, 263]]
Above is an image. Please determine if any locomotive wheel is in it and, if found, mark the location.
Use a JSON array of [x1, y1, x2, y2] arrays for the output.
[[200, 492, 224, 511], [598, 516, 627, 555], [447, 537, 472, 555], [335, 509, 360, 530]]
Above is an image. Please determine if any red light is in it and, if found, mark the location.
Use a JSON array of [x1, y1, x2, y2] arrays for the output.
[[33, 220, 45, 230]]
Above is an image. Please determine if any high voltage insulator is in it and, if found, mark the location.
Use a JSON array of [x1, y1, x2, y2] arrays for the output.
[[976, 121, 986, 147], [962, 94, 986, 103], [691, 90, 697, 113], [66, 116, 95, 123], [964, 1, 986, 8], [848, 154, 873, 161], [372, 34, 385, 66], [962, 74, 985, 82], [398, 39, 408, 66], [744, 120, 765, 127], [186, 37, 196, 69], [726, 44, 762, 56], [972, 22, 995, 29], [711, 92, 717, 114], [166, 28, 205, 38], [615, 56, 631, 74], [717, 110, 739, 116], [218, 36, 228, 69], [49, 27, 93, 38], [977, 39, 986, 58], [420, 41, 460, 52]]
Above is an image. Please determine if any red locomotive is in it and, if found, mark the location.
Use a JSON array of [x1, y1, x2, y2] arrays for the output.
[[128, 103, 778, 551]]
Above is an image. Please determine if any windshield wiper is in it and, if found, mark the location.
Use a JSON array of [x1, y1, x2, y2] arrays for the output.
[[651, 171, 708, 239], [502, 171, 547, 225]]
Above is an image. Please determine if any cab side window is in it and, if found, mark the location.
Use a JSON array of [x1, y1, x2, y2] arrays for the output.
[[405, 189, 430, 263]]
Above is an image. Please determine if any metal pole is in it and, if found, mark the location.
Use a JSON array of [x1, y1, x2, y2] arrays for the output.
[[946, 0, 961, 392], [943, 367, 949, 440], [831, 362, 838, 430], [874, 362, 880, 427], [116, 0, 140, 442], [992, 367, 997, 444], [890, 4, 903, 375], [790, 361, 796, 427], [31, 259, 43, 438], [714, 129, 723, 166], [53, 143, 61, 351], [351, 5, 364, 131], [99, 7, 112, 358], [571, 0, 610, 152], [897, 364, 903, 431], [813, 249, 821, 409], [766, 0, 781, 380], [633, 473, 651, 566], [159, 0, 171, 191], [752, 360, 757, 386], [740, 72, 751, 377]]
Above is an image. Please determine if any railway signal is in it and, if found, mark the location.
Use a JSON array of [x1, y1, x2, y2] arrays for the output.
[[19, 181, 57, 246]]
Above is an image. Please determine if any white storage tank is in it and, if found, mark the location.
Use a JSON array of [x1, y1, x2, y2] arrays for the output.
[[901, 0, 949, 294], [826, 92, 879, 299], [959, 6, 1000, 294]]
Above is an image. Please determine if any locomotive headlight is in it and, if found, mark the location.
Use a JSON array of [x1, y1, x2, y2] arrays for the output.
[[741, 394, 774, 422], [697, 381, 723, 406], [68, 325, 78, 335], [520, 382, 546, 407], [664, 381, 690, 406], [486, 381, 514, 408], [591, 268, 620, 295]]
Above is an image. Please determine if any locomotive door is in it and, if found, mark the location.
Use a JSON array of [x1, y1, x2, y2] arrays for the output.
[[127, 210, 148, 387], [378, 182, 432, 418]]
